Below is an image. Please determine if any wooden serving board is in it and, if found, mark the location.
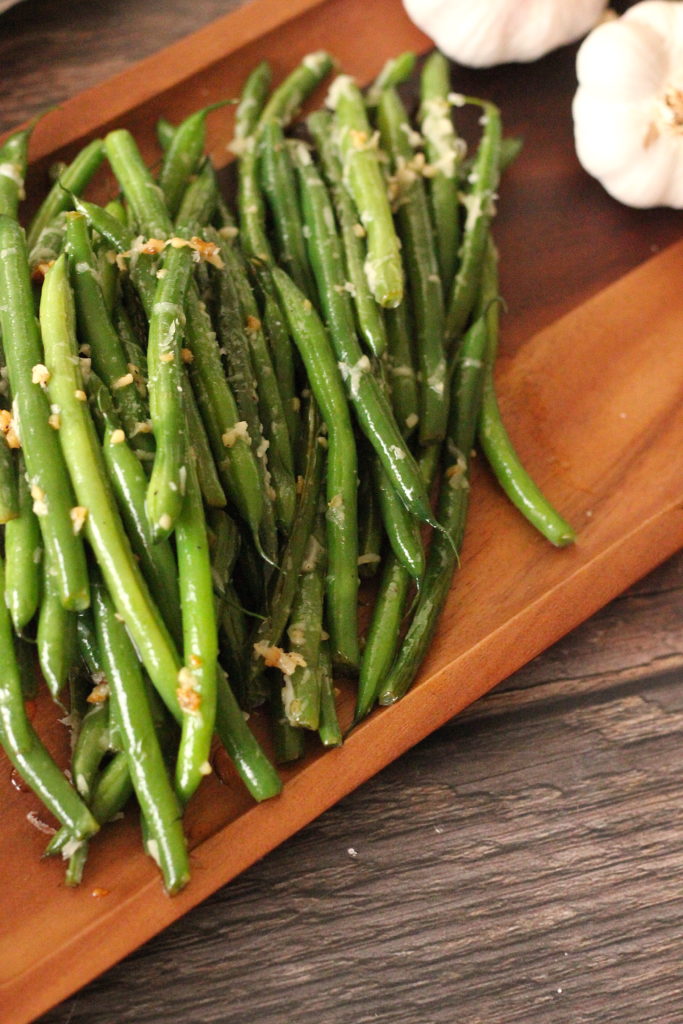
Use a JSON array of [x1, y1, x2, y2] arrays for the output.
[[2, 0, 683, 1021]]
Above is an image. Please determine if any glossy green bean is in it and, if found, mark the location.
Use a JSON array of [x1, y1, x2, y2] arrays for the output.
[[281, 504, 326, 730], [0, 216, 90, 610], [0, 123, 31, 220], [307, 110, 387, 359], [317, 640, 342, 748], [419, 51, 463, 291], [214, 667, 282, 801], [158, 102, 227, 218], [71, 700, 113, 802], [26, 138, 105, 251], [0, 554, 99, 841], [144, 241, 194, 541], [89, 373, 183, 647], [104, 129, 173, 239], [181, 371, 227, 508], [224, 241, 296, 533], [378, 311, 490, 706], [258, 119, 316, 298], [248, 399, 324, 702], [377, 86, 447, 445], [65, 211, 155, 455], [92, 581, 190, 894], [291, 143, 436, 529], [174, 452, 218, 804], [233, 61, 272, 141], [3, 458, 40, 630], [444, 98, 501, 354], [40, 255, 184, 722], [182, 283, 264, 532], [0, 433, 18, 524], [384, 298, 419, 438], [37, 553, 78, 700], [327, 74, 403, 308], [477, 241, 575, 547], [365, 51, 416, 106], [271, 269, 360, 668]]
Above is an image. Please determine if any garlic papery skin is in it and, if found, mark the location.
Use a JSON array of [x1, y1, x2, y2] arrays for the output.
[[401, 0, 609, 68], [573, 1, 683, 208]]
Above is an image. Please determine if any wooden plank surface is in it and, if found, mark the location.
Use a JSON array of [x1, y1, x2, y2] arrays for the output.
[[1, 1, 683, 1022]]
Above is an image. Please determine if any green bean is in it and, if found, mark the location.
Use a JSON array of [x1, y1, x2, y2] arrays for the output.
[[366, 51, 417, 106], [291, 142, 436, 530], [0, 216, 90, 610], [307, 110, 387, 359], [248, 399, 324, 701], [211, 236, 278, 563], [384, 298, 419, 437], [419, 51, 463, 291], [88, 373, 183, 647], [64, 749, 134, 885], [158, 102, 228, 218], [217, 590, 249, 698], [260, 51, 334, 127], [91, 580, 190, 893], [105, 129, 173, 239], [14, 635, 38, 701], [246, 256, 296, 448], [281, 503, 326, 730], [237, 52, 334, 263], [26, 138, 105, 251], [259, 119, 316, 298], [377, 86, 447, 445], [444, 98, 501, 354], [327, 74, 403, 308], [180, 371, 226, 508], [71, 700, 113, 801], [356, 458, 383, 579], [233, 61, 272, 141], [271, 270, 360, 667], [28, 212, 67, 273], [0, 554, 99, 841], [0, 428, 18, 523], [477, 241, 575, 547], [174, 452, 218, 804], [317, 640, 342, 747], [0, 123, 31, 219], [70, 194, 135, 253], [356, 554, 412, 722], [378, 310, 490, 706], [209, 507, 241, 590], [65, 211, 155, 455], [355, 444, 439, 721], [268, 679, 306, 764], [156, 117, 176, 152], [174, 158, 218, 234], [113, 301, 149, 386], [37, 552, 78, 701], [372, 458, 424, 580], [215, 667, 282, 800], [89, 749, 134, 822], [40, 255, 184, 721], [144, 241, 194, 540], [182, 283, 264, 531], [224, 241, 296, 533]]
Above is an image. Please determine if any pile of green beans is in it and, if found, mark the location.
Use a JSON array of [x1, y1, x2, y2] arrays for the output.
[[0, 49, 574, 893]]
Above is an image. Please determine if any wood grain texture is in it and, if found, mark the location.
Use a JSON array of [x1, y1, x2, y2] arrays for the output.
[[1, 1, 683, 1022]]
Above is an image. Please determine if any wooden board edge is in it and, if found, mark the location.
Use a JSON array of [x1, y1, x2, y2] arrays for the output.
[[3, 0, 331, 159]]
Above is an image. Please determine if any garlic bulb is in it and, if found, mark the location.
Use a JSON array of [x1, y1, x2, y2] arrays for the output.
[[401, 0, 609, 68], [573, 1, 683, 208]]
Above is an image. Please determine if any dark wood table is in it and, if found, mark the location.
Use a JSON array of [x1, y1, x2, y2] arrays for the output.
[[3, 1, 683, 1021]]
